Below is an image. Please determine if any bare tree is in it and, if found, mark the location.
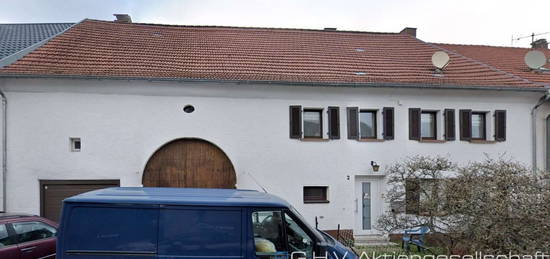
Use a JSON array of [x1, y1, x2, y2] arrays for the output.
[[446, 157, 550, 254], [377, 155, 550, 254], [376, 155, 459, 253]]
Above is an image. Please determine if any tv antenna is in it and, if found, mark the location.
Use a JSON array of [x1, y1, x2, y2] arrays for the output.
[[511, 32, 550, 46]]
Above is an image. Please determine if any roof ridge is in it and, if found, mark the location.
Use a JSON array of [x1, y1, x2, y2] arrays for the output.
[[417, 38, 543, 87], [85, 19, 401, 35]]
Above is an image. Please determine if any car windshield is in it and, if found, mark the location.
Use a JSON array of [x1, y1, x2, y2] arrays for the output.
[[288, 206, 325, 242]]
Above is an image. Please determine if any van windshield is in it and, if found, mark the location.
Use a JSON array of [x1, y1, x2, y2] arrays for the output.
[[288, 206, 325, 242]]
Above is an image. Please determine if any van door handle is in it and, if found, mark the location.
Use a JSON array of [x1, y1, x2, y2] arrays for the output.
[[21, 246, 36, 252]]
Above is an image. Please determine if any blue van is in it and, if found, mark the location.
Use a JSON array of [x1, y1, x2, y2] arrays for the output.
[[57, 187, 357, 259]]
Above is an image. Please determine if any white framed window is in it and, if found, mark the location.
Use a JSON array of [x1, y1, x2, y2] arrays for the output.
[[359, 110, 377, 139], [420, 111, 437, 140], [70, 137, 81, 152], [303, 109, 323, 138], [471, 112, 487, 140], [303, 186, 329, 203]]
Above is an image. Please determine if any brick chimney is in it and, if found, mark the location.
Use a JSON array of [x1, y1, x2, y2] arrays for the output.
[[113, 14, 132, 23], [400, 27, 417, 37], [531, 39, 548, 49]]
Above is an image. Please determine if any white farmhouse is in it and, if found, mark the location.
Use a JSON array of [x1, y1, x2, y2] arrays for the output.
[[0, 18, 549, 242]]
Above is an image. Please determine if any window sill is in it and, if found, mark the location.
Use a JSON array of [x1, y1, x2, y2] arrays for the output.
[[304, 200, 330, 204], [418, 139, 446, 143], [357, 138, 384, 142], [300, 138, 330, 142], [469, 140, 498, 144]]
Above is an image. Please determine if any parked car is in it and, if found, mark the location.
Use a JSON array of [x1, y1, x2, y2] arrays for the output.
[[0, 213, 58, 259], [57, 187, 357, 259]]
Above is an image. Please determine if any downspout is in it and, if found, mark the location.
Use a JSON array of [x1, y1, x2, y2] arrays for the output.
[[0, 90, 5, 212], [531, 89, 550, 172]]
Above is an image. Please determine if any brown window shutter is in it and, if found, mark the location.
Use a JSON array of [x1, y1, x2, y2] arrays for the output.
[[405, 179, 420, 214], [289, 105, 302, 139], [459, 109, 472, 140], [494, 110, 506, 141], [444, 109, 456, 141], [409, 108, 421, 140], [382, 107, 395, 140], [347, 107, 359, 139], [327, 106, 340, 139]]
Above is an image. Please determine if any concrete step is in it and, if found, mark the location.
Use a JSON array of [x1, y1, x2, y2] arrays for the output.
[[354, 234, 395, 247]]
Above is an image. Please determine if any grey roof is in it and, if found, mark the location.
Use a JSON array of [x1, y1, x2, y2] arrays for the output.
[[0, 23, 74, 59]]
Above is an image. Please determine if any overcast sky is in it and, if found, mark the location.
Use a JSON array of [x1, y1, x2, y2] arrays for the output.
[[1, 0, 549, 48]]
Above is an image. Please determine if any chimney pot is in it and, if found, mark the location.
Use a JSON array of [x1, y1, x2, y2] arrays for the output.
[[114, 14, 132, 23], [531, 39, 548, 49], [400, 27, 417, 37]]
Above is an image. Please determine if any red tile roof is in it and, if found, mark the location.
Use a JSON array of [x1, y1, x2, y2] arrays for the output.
[[0, 19, 546, 90], [435, 43, 550, 86]]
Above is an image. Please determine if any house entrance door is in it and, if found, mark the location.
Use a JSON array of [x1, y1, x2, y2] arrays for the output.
[[354, 176, 384, 235]]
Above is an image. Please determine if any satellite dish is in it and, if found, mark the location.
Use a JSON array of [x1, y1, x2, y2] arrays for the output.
[[431, 51, 450, 70], [524, 50, 547, 69]]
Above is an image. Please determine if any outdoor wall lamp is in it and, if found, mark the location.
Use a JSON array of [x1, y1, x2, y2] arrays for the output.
[[371, 161, 380, 172]]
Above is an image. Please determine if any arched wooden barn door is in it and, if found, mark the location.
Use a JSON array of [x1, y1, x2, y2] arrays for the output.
[[143, 139, 236, 188]]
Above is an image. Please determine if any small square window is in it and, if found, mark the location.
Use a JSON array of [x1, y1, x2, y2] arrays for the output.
[[360, 110, 377, 139], [303, 186, 329, 203], [303, 109, 322, 138], [421, 111, 437, 139], [70, 138, 81, 152], [471, 112, 486, 140]]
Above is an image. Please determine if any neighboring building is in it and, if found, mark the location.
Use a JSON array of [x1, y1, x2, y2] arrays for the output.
[[0, 18, 549, 242], [0, 21, 75, 218], [433, 43, 550, 172], [0, 23, 74, 60]]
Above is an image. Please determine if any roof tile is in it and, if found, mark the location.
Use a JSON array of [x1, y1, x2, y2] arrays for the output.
[[0, 20, 545, 89], [435, 43, 550, 86]]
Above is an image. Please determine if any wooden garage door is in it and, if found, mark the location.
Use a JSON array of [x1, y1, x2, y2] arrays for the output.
[[40, 180, 120, 222], [143, 139, 236, 189]]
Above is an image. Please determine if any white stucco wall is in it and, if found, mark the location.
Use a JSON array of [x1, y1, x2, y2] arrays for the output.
[[0, 78, 546, 231]]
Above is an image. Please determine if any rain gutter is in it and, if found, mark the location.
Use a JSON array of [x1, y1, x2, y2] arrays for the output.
[[0, 90, 5, 212], [0, 74, 547, 93]]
